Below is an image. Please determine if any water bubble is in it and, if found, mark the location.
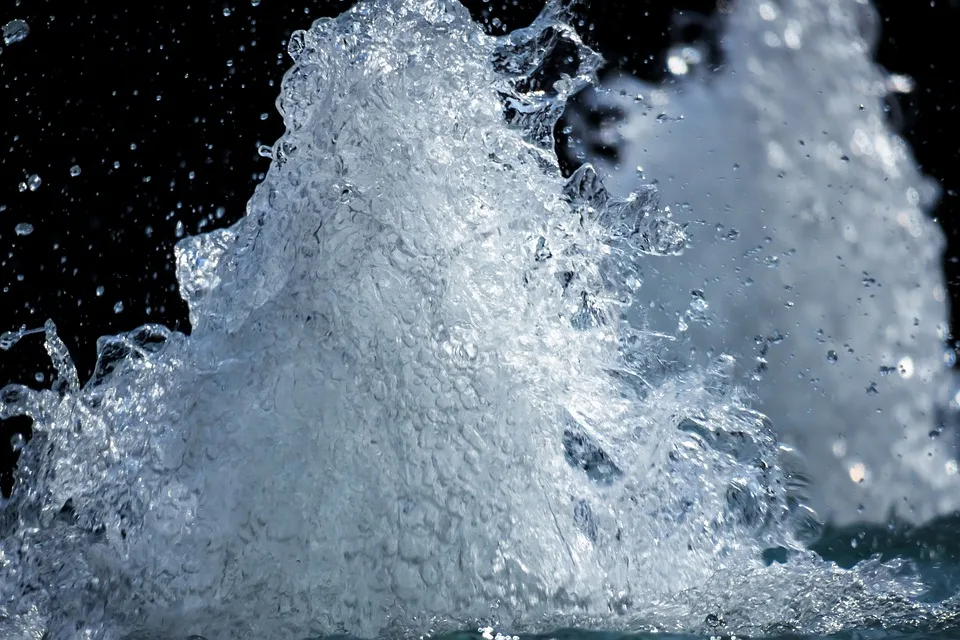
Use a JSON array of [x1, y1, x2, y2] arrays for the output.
[[14, 222, 33, 236], [826, 350, 838, 363], [69, 164, 82, 177], [2, 19, 29, 46]]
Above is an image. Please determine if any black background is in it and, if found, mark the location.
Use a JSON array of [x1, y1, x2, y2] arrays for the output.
[[1, 0, 958, 494]]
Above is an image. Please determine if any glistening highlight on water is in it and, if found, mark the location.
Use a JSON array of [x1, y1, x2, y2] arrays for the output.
[[1, 0, 959, 638]]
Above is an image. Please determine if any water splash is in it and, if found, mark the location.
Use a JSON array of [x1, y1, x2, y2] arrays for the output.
[[571, 0, 960, 525], [0, 0, 957, 638]]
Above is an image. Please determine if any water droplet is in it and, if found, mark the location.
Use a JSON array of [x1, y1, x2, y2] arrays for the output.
[[15, 222, 33, 236], [2, 19, 29, 46], [9, 432, 26, 453], [26, 174, 41, 191], [943, 348, 956, 368], [69, 165, 81, 177], [95, 286, 105, 297], [258, 144, 273, 158], [223, 6, 232, 17], [848, 462, 867, 484], [826, 350, 838, 363], [17, 181, 27, 193], [251, 0, 261, 6], [34, 372, 45, 383], [113, 301, 125, 314], [865, 381, 878, 395], [897, 356, 914, 379]]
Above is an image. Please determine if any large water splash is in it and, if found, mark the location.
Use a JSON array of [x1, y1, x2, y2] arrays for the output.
[[0, 1, 957, 638]]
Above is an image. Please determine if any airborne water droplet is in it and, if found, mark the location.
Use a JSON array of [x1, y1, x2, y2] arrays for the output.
[[15, 222, 33, 236], [69, 164, 82, 177], [26, 174, 41, 191], [10, 432, 25, 453], [2, 19, 29, 46]]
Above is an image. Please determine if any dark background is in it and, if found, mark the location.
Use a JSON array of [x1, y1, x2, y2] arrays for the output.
[[1, 0, 958, 494]]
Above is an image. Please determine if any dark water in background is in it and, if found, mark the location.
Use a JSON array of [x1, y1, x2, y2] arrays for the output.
[[2, 1, 960, 638]]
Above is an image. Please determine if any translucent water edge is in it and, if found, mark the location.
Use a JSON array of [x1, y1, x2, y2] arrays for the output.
[[1, 0, 958, 638]]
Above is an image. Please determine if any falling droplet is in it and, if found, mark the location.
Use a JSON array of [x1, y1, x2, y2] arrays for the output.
[[9, 432, 26, 453], [95, 286, 105, 297], [15, 222, 33, 236], [26, 174, 41, 191], [113, 301, 125, 314], [2, 19, 29, 46], [69, 165, 82, 177]]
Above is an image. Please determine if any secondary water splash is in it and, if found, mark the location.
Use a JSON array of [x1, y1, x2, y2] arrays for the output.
[[0, 0, 957, 638], [569, 0, 960, 526]]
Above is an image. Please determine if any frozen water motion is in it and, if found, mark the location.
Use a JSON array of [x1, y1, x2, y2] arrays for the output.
[[0, 0, 958, 638]]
